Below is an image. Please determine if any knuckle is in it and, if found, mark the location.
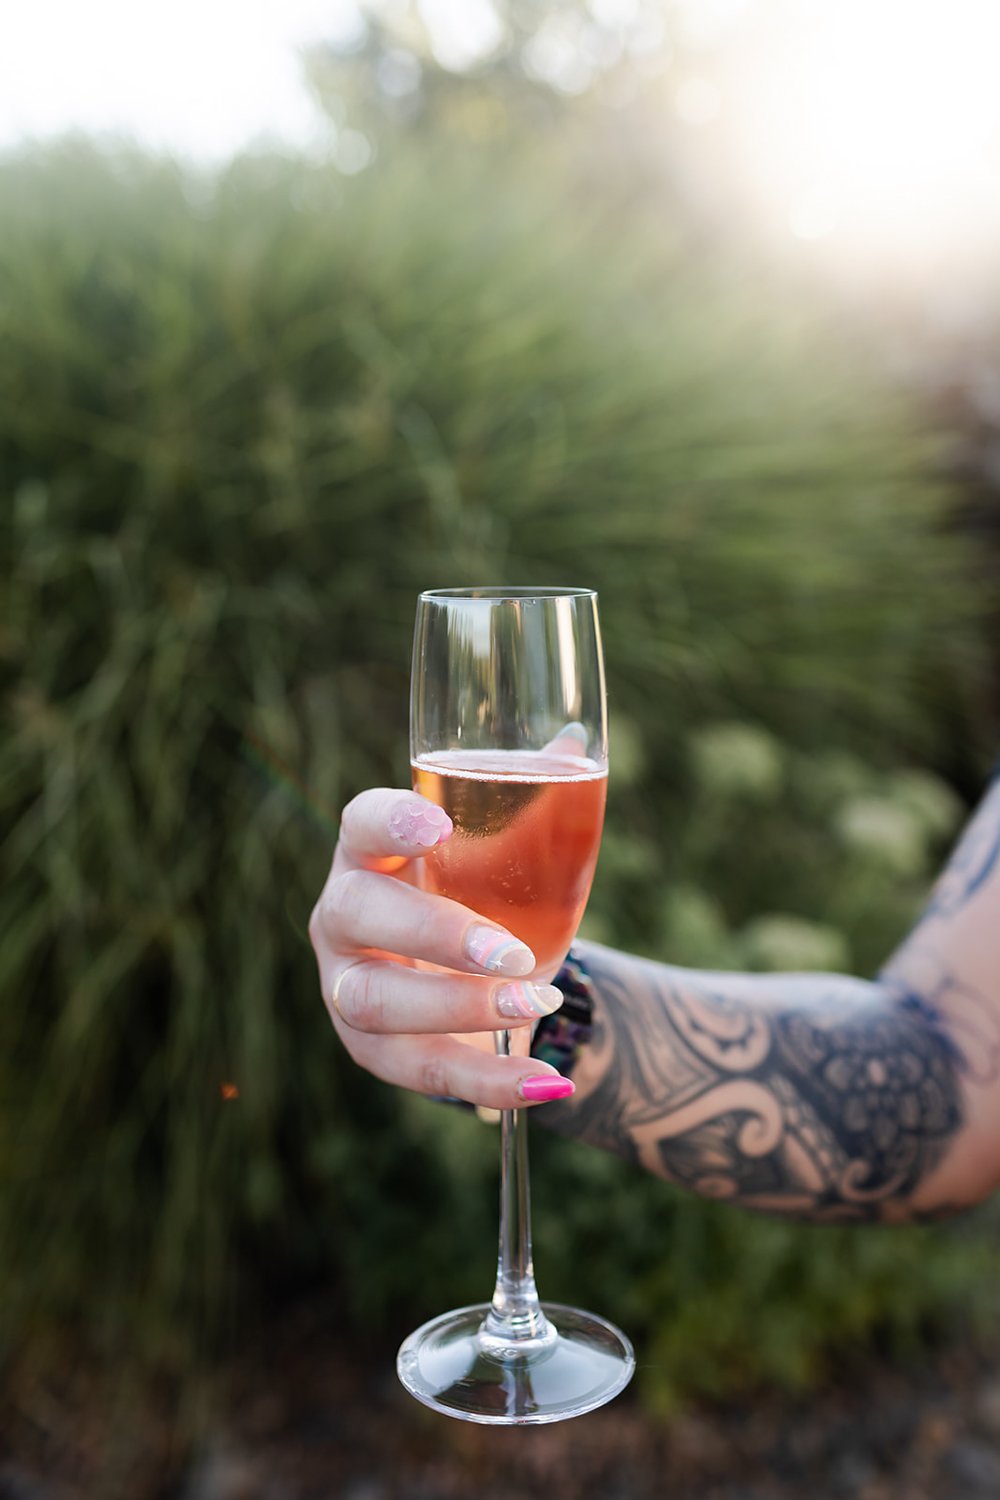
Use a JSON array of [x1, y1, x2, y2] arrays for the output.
[[340, 792, 367, 828], [324, 868, 371, 925], [418, 901, 454, 956], [337, 792, 365, 838], [416, 1055, 450, 1098], [338, 789, 385, 853], [339, 966, 386, 1033]]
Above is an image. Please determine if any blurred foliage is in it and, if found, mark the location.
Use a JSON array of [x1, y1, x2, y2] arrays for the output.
[[0, 132, 998, 1410], [306, 0, 673, 140]]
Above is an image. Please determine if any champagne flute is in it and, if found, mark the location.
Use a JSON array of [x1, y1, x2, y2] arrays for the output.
[[396, 586, 634, 1424]]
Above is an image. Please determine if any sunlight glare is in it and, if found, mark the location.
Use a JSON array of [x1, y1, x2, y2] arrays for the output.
[[743, 0, 1000, 260]]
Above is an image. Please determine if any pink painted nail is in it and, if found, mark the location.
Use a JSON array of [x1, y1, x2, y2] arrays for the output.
[[518, 1075, 576, 1103], [388, 801, 453, 848], [495, 982, 563, 1021], [464, 924, 535, 977]]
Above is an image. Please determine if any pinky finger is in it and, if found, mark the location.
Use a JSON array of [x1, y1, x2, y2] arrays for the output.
[[343, 1030, 574, 1110]]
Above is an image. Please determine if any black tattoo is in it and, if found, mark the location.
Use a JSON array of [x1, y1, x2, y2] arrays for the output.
[[545, 953, 964, 1222], [540, 771, 1000, 1221], [880, 951, 1000, 1086], [924, 777, 1000, 918], [879, 776, 1000, 1082]]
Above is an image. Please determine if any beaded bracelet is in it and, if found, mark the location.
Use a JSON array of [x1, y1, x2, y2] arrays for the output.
[[433, 948, 595, 1113], [531, 948, 595, 1078]]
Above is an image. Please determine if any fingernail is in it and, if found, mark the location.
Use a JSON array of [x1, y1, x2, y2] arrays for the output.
[[560, 721, 589, 746], [495, 982, 563, 1020], [464, 925, 535, 976], [388, 801, 453, 848], [517, 1074, 576, 1103]]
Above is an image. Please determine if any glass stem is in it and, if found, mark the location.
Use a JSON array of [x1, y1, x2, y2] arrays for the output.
[[479, 1028, 555, 1355]]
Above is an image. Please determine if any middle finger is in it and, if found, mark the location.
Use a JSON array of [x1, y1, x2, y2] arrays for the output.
[[329, 960, 564, 1034]]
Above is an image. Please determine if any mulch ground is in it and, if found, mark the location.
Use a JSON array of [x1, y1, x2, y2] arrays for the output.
[[4, 1307, 1000, 1500]]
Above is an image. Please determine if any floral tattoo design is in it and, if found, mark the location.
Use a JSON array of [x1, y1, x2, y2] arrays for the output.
[[544, 962, 963, 1221], [540, 770, 1000, 1221]]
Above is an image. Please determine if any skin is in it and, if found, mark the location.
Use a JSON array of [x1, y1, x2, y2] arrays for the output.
[[309, 772, 1000, 1219]]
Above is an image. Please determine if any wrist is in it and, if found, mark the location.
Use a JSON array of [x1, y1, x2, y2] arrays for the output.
[[532, 949, 595, 1078]]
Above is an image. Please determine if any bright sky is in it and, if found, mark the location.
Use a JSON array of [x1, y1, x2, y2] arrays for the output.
[[6, 0, 1000, 275], [0, 0, 365, 160]]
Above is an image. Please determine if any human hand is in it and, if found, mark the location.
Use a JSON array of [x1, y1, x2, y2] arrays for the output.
[[308, 789, 575, 1109]]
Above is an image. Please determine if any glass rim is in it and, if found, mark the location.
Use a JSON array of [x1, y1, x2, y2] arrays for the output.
[[418, 585, 597, 602]]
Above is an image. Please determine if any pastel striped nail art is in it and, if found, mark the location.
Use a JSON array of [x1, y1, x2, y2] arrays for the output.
[[495, 982, 563, 1020], [463, 924, 535, 977]]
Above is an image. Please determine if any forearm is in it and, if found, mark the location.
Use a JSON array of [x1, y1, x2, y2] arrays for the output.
[[541, 774, 1000, 1222], [542, 948, 963, 1221]]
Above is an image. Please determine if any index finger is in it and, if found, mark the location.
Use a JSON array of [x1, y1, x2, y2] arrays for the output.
[[337, 788, 453, 872]]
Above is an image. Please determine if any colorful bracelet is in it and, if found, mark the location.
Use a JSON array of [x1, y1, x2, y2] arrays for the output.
[[531, 948, 595, 1078], [433, 948, 595, 1112]]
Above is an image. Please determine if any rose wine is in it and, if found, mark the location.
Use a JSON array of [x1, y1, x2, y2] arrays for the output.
[[412, 749, 607, 978]]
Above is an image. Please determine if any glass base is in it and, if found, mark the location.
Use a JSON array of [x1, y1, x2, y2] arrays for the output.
[[397, 1302, 635, 1425]]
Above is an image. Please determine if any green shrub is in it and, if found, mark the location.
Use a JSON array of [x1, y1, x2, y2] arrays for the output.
[[0, 136, 995, 1399]]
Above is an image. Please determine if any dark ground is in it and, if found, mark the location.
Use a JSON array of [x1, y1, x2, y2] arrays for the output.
[[5, 1308, 1000, 1500]]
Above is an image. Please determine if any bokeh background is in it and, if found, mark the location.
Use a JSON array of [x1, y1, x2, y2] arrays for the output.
[[4, 2, 1000, 1496]]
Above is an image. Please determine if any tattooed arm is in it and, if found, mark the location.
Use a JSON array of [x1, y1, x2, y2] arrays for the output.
[[310, 773, 1000, 1217], [541, 774, 1000, 1222]]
